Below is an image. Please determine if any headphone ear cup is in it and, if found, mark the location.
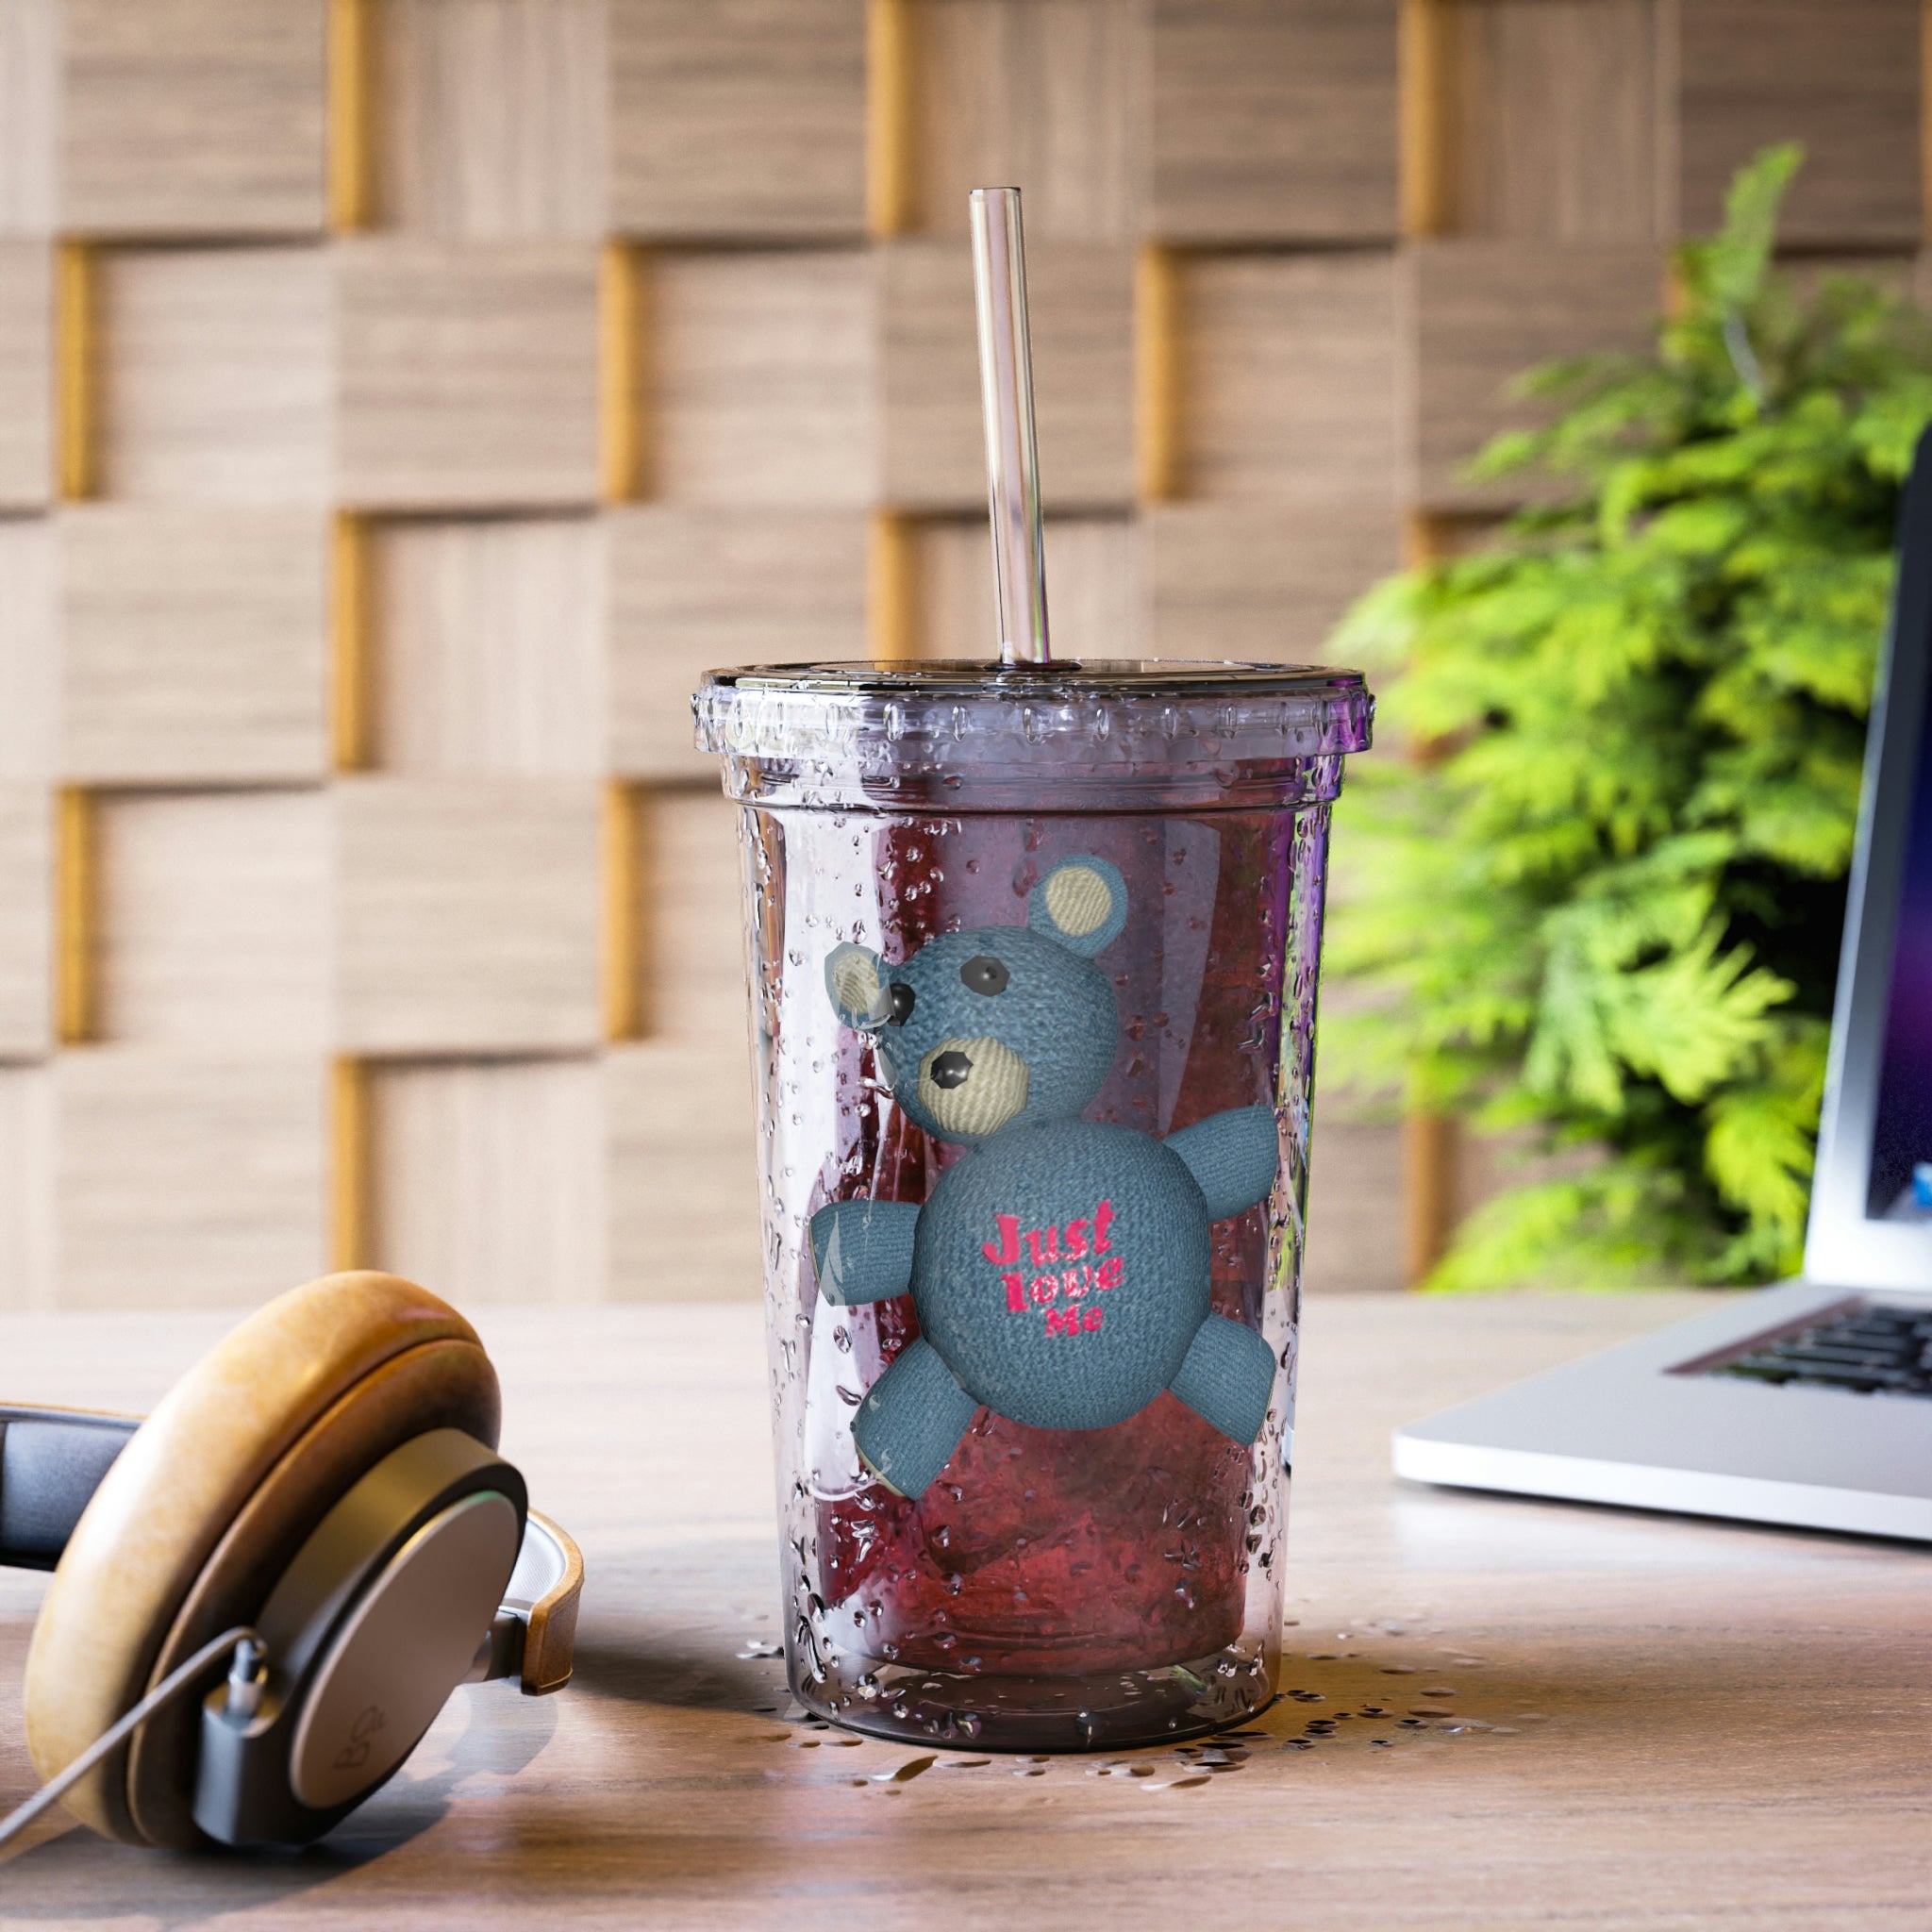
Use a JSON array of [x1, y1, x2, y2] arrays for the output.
[[24, 1272, 500, 1850]]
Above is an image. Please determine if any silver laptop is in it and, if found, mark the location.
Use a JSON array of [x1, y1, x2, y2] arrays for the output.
[[1392, 430, 1932, 1542]]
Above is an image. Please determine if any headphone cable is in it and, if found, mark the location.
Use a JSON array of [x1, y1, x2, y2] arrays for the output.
[[0, 1625, 262, 1854]]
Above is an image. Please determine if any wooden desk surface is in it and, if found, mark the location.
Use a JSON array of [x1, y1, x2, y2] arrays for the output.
[[1, 1291, 1926, 1930]]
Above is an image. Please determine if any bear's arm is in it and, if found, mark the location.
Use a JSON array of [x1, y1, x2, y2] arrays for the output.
[[809, 1199, 921, 1306], [1163, 1104, 1278, 1221]]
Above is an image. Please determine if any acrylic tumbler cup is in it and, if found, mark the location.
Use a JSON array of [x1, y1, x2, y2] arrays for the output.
[[696, 658, 1372, 1751]]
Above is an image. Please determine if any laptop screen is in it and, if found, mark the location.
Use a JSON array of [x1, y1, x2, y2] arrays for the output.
[[1868, 684, 1932, 1219], [1805, 425, 1932, 1284]]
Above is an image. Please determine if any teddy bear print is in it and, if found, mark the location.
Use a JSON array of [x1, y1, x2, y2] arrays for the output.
[[810, 854, 1281, 1501]]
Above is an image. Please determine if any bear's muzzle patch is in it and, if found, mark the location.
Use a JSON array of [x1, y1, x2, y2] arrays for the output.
[[918, 1036, 1028, 1137]]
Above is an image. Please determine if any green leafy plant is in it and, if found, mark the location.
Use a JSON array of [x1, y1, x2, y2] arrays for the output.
[[1327, 147, 1932, 1289]]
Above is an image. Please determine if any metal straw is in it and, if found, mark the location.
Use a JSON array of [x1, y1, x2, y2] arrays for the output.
[[969, 188, 1050, 664]]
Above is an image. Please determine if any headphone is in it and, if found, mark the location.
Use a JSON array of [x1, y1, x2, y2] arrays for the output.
[[1, 1271, 582, 1852]]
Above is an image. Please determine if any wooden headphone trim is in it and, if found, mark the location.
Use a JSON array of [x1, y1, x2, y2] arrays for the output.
[[127, 1339, 499, 1847], [521, 1510, 584, 1695], [24, 1273, 494, 1846]]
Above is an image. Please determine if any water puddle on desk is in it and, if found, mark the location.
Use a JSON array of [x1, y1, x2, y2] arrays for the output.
[[731, 1618, 1540, 1797]]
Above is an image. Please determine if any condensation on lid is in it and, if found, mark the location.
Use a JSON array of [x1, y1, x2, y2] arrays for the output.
[[693, 658, 1374, 763]]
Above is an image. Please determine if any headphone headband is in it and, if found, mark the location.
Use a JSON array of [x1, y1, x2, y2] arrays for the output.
[[0, 1407, 139, 1573]]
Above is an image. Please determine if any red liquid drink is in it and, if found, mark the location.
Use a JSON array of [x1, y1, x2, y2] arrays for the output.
[[698, 660, 1370, 1749]]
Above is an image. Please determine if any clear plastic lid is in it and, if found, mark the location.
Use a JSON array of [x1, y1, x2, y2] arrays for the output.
[[693, 659, 1374, 813]]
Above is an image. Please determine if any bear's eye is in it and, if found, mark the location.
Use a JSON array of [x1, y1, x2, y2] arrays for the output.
[[886, 982, 916, 1026], [960, 955, 1009, 996]]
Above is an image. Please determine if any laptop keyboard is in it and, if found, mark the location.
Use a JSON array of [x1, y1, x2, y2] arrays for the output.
[[1713, 1302, 1932, 1397]]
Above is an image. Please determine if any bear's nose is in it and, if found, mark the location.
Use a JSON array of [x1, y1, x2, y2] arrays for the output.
[[929, 1049, 974, 1090]]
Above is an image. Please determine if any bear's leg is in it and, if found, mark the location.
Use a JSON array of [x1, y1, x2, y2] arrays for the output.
[[1169, 1314, 1276, 1446], [850, 1338, 979, 1500]]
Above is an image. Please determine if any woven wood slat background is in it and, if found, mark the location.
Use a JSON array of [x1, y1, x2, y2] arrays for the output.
[[0, 0, 1922, 1307]]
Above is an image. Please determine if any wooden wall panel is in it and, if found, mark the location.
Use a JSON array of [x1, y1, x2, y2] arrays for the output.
[[371, 513, 605, 775], [1147, 504, 1402, 662], [1150, 0, 1400, 241], [336, 240, 601, 508], [0, 1066, 53, 1307], [607, 1040, 761, 1301], [909, 516, 992, 662], [0, 515, 56, 780], [93, 790, 332, 1049], [0, 785, 52, 1058], [910, 0, 1142, 242], [608, 0, 867, 240], [642, 789, 747, 1044], [880, 239, 1134, 509], [95, 246, 333, 504], [370, 1056, 607, 1302], [5, 0, 1918, 1307], [1009, 514, 1141, 659], [0, 240, 51, 506], [335, 776, 603, 1053], [372, 0, 608, 238], [1404, 241, 1659, 509], [58, 0, 327, 236], [59, 507, 330, 782], [0, 0, 57, 236], [54, 1050, 328, 1307], [1179, 252, 1401, 508], [1675, 0, 1921, 246], [1441, 0, 1661, 244], [608, 507, 868, 779], [916, 513, 1142, 660], [649, 249, 875, 507]]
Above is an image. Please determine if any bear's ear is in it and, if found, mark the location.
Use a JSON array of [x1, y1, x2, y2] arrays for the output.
[[826, 942, 892, 1030], [1028, 856, 1127, 958]]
